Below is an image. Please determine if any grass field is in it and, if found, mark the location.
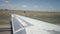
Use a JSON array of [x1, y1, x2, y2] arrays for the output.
[[14, 11, 60, 25], [0, 10, 60, 25], [0, 10, 11, 25]]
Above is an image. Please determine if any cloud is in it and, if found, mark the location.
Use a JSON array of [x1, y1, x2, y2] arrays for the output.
[[22, 5, 28, 8], [0, 4, 6, 6], [0, 0, 18, 10], [0, 0, 9, 6], [0, 3, 15, 9], [5, 1, 9, 3], [47, 4, 54, 11], [33, 5, 39, 8]]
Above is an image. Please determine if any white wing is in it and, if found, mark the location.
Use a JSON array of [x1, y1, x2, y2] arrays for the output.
[[11, 14, 60, 34]]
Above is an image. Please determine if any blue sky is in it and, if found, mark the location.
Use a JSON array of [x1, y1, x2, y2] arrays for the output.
[[0, 0, 60, 12]]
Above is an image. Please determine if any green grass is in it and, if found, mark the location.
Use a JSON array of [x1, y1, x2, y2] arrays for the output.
[[0, 15, 10, 25], [11, 10, 60, 25], [0, 21, 10, 25], [24, 15, 60, 24], [0, 11, 60, 25], [0, 15, 10, 19]]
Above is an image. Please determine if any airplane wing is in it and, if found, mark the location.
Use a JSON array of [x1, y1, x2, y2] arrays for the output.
[[11, 14, 60, 34]]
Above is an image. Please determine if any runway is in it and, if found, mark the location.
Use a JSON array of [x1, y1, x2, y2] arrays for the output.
[[11, 14, 60, 34]]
